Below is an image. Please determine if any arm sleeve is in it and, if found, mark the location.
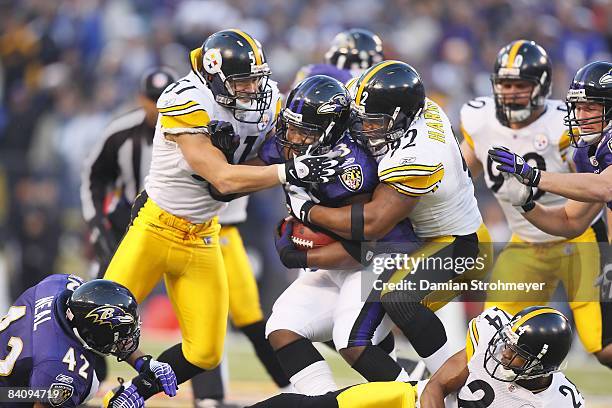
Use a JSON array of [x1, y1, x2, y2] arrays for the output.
[[157, 91, 211, 135], [378, 163, 445, 197]]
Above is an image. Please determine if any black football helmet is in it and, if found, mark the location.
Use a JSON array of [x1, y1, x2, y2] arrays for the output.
[[200, 29, 272, 123], [65, 280, 140, 361], [325, 29, 384, 72], [351, 60, 425, 156], [484, 306, 572, 382], [491, 40, 552, 126], [564, 61, 612, 146], [275, 75, 351, 158]]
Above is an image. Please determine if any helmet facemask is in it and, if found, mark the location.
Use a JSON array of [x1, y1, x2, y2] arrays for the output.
[[351, 106, 418, 157], [491, 75, 547, 127], [210, 68, 273, 124], [564, 89, 612, 147], [275, 108, 334, 160], [484, 324, 560, 382]]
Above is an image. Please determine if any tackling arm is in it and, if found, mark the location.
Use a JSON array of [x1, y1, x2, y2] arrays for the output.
[[536, 165, 612, 203], [174, 132, 282, 194], [420, 348, 470, 408], [523, 200, 604, 238], [308, 183, 419, 240]]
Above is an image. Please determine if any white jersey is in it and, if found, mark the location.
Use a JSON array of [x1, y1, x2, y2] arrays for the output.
[[145, 48, 281, 223], [218, 196, 248, 224], [455, 307, 584, 408], [460, 97, 572, 242], [377, 99, 482, 237]]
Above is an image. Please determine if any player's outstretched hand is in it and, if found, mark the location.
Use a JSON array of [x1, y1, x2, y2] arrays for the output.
[[284, 185, 319, 222], [208, 120, 239, 163], [488, 146, 541, 186], [503, 174, 535, 213], [283, 146, 346, 187], [103, 382, 144, 408], [274, 218, 308, 269], [135, 355, 178, 397]]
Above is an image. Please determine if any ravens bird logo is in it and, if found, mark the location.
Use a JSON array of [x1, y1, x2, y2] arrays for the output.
[[85, 306, 134, 329]]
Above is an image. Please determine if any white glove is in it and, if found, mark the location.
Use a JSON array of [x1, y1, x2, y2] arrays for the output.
[[284, 185, 320, 222], [502, 174, 535, 212]]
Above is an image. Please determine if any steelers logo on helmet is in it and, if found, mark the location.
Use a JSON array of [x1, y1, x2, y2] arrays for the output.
[[203, 48, 223, 74]]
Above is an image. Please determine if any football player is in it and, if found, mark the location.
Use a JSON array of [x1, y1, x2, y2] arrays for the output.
[[460, 41, 609, 369], [292, 28, 384, 86], [0, 275, 177, 407], [286, 61, 492, 376], [102, 29, 344, 405], [256, 74, 421, 393], [489, 60, 612, 368], [248, 306, 583, 407]]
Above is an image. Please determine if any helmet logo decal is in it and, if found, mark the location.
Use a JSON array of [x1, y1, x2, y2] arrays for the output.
[[203, 48, 223, 74], [317, 93, 348, 114], [86, 305, 134, 329], [599, 69, 612, 86], [283, 109, 303, 123], [339, 164, 364, 192]]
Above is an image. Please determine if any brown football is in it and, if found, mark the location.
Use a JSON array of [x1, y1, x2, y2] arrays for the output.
[[280, 217, 337, 251]]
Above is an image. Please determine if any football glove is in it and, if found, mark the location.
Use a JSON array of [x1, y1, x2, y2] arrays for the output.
[[103, 379, 144, 408], [134, 355, 178, 397], [281, 146, 345, 187], [285, 185, 319, 222], [274, 218, 308, 269], [503, 174, 536, 213], [208, 120, 239, 163], [488, 146, 541, 187]]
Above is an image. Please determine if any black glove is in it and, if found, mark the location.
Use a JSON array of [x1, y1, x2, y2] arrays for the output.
[[208, 120, 239, 163], [89, 217, 117, 266], [274, 219, 308, 269]]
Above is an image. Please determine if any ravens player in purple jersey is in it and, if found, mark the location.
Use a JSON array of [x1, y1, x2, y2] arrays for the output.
[[292, 29, 384, 86], [254, 75, 422, 393], [0, 275, 177, 407], [490, 61, 612, 368]]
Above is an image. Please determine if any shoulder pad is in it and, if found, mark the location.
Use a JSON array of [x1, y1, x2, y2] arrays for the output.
[[156, 76, 213, 135], [460, 96, 494, 148]]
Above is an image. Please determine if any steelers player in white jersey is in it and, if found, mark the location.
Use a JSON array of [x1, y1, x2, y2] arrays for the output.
[[102, 29, 344, 405], [249, 306, 582, 408], [459, 40, 608, 364], [286, 61, 493, 375]]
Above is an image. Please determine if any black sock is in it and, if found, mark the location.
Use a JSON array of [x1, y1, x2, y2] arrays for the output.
[[241, 321, 290, 387], [351, 345, 402, 382], [157, 343, 205, 384], [275, 338, 325, 378], [191, 366, 224, 401], [401, 306, 447, 358]]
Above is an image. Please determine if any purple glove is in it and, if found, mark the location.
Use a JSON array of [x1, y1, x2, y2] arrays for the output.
[[108, 383, 144, 408], [134, 355, 178, 397], [488, 146, 541, 186]]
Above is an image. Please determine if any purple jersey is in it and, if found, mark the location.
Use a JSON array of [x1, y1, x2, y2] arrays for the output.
[[0, 274, 98, 407], [573, 129, 612, 209], [259, 133, 420, 247], [296, 64, 353, 85]]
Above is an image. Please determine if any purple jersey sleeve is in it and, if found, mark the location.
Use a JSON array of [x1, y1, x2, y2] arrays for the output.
[[29, 360, 93, 407], [258, 135, 284, 165], [572, 129, 612, 208]]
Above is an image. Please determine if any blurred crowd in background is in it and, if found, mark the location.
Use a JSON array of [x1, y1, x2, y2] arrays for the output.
[[1, 0, 611, 311]]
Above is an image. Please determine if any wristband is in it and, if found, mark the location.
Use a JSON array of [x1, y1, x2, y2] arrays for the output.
[[277, 164, 287, 184]]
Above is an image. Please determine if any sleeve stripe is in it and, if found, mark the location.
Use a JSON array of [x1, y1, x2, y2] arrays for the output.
[[379, 166, 445, 183], [460, 124, 475, 149], [388, 181, 440, 196], [466, 319, 478, 361], [559, 130, 571, 151], [379, 163, 443, 177], [160, 104, 206, 117], [471, 319, 479, 344], [158, 100, 199, 113], [160, 109, 210, 130]]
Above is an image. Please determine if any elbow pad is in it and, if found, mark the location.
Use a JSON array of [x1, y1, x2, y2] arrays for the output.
[[207, 183, 239, 202]]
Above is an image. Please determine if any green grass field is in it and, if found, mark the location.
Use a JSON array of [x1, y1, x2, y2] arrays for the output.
[[87, 328, 612, 407]]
